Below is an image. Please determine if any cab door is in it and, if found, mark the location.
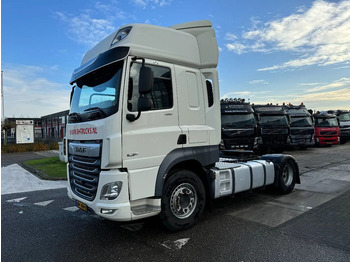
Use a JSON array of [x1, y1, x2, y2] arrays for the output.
[[121, 58, 182, 200]]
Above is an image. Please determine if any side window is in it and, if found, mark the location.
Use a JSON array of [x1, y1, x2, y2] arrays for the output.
[[206, 79, 214, 107], [128, 63, 173, 112]]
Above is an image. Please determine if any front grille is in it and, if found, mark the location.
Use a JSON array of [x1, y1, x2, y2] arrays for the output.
[[261, 128, 288, 135], [69, 142, 102, 201], [261, 135, 288, 145], [340, 129, 350, 135], [291, 128, 314, 135], [320, 131, 337, 135], [223, 137, 255, 150], [222, 129, 255, 138]]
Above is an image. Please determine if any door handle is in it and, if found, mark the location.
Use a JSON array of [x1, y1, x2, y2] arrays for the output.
[[127, 153, 138, 157]]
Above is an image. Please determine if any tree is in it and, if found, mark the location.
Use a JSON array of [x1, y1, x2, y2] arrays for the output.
[[1, 119, 15, 145]]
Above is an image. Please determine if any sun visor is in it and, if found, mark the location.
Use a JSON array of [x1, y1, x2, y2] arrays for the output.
[[70, 47, 129, 84]]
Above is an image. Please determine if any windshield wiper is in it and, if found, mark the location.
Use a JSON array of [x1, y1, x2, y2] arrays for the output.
[[85, 107, 106, 120], [68, 112, 82, 122], [84, 107, 106, 115]]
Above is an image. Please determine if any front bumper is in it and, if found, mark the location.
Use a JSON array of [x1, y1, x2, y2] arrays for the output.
[[340, 128, 350, 140], [315, 136, 339, 145], [67, 168, 133, 221], [289, 135, 314, 146]]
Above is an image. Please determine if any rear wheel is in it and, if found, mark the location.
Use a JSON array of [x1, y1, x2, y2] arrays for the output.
[[277, 159, 297, 194], [160, 170, 206, 231]]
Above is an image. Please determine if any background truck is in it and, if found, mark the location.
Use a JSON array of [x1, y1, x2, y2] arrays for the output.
[[283, 103, 314, 149], [253, 104, 291, 153], [313, 112, 340, 146], [66, 20, 299, 231], [327, 110, 350, 144], [220, 98, 259, 157]]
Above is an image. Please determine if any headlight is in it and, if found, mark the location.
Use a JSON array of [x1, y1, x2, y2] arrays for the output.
[[100, 181, 123, 200]]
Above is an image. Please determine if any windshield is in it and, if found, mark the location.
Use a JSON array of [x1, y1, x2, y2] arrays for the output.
[[260, 115, 288, 127], [339, 113, 350, 121], [291, 116, 313, 127], [315, 118, 338, 127], [221, 113, 256, 128], [69, 60, 123, 122]]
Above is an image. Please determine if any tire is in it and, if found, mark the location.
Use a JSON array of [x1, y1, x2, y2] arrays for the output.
[[277, 159, 297, 194], [160, 170, 206, 231]]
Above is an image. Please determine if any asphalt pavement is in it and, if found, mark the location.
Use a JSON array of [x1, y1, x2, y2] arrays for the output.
[[1, 145, 350, 261]]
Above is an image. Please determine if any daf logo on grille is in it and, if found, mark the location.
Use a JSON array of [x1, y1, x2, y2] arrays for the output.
[[75, 146, 87, 154], [69, 142, 101, 157]]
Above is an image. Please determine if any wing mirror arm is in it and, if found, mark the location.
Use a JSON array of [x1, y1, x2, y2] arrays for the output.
[[70, 85, 76, 105]]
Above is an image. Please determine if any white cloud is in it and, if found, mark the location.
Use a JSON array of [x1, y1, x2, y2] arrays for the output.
[[249, 80, 269, 85], [3, 65, 70, 118], [304, 77, 350, 92], [55, 1, 134, 47], [247, 77, 350, 110], [221, 90, 270, 100], [56, 12, 116, 47], [131, 0, 172, 8], [226, 43, 246, 55], [226, 0, 350, 71], [225, 32, 238, 41], [299, 82, 323, 86], [288, 87, 350, 110], [221, 91, 252, 99]]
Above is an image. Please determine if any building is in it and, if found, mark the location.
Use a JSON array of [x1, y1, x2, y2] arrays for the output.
[[2, 110, 69, 143], [41, 110, 69, 140]]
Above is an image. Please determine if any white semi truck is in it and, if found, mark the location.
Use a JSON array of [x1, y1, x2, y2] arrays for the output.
[[66, 20, 300, 231]]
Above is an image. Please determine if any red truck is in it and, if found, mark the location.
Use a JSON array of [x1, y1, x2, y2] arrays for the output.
[[313, 113, 340, 145]]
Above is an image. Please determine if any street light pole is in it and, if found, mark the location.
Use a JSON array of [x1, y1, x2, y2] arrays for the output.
[[1, 71, 4, 120]]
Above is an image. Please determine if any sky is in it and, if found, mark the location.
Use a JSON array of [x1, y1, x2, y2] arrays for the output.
[[1, 0, 350, 118]]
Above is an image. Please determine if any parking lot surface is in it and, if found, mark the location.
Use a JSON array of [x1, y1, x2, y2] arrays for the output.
[[2, 144, 350, 261]]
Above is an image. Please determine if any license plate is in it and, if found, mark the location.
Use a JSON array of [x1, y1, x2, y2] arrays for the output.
[[75, 200, 88, 212]]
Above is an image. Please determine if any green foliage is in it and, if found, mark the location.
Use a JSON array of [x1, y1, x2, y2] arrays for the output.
[[24, 157, 67, 179], [1, 142, 59, 153]]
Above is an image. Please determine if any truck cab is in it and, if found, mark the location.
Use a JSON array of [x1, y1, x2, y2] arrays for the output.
[[220, 98, 259, 154], [253, 104, 290, 153], [327, 110, 350, 144], [283, 103, 314, 149], [313, 113, 340, 145], [67, 20, 220, 226], [66, 20, 299, 231]]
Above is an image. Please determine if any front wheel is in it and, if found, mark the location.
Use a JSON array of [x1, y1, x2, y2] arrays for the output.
[[160, 170, 206, 231]]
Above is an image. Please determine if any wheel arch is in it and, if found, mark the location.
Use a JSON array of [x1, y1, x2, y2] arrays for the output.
[[259, 154, 300, 186], [154, 146, 219, 197]]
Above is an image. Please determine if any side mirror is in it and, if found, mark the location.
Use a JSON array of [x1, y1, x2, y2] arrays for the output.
[[126, 66, 153, 122], [139, 66, 153, 94]]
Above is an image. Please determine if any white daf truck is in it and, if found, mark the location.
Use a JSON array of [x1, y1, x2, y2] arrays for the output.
[[66, 20, 300, 231]]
